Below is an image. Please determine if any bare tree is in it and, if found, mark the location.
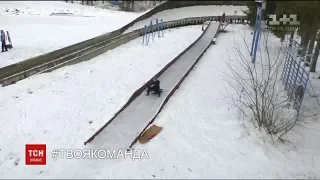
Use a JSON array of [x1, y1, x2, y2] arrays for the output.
[[310, 32, 320, 72], [222, 30, 298, 139]]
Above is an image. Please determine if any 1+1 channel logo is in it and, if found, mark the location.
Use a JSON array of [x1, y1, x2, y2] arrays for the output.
[[267, 14, 300, 31]]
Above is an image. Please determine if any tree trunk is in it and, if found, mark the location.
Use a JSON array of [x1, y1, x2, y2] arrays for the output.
[[299, 29, 309, 57], [306, 31, 316, 63], [289, 31, 294, 48], [280, 35, 285, 42], [310, 38, 320, 72]]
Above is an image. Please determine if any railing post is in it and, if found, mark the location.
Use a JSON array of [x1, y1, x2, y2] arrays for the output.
[[142, 25, 147, 45], [156, 18, 160, 38], [146, 20, 152, 45], [251, 8, 262, 64], [250, 8, 260, 57], [161, 19, 164, 37]]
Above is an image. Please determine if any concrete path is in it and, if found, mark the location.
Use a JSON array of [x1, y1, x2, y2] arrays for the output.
[[88, 22, 220, 150]]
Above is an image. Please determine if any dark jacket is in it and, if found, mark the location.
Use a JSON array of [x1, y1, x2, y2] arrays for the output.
[[222, 13, 226, 21], [1, 31, 5, 42], [149, 80, 160, 89]]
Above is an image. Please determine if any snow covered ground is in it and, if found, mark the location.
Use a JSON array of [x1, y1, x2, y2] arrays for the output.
[[144, 25, 320, 178], [124, 5, 248, 33], [0, 25, 203, 178], [0, 2, 319, 175], [1, 23, 319, 178], [0, 1, 141, 68]]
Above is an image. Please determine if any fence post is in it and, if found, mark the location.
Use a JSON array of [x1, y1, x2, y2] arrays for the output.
[[161, 19, 164, 37], [252, 8, 262, 64], [146, 20, 152, 45], [150, 20, 155, 42], [142, 25, 147, 45], [156, 18, 160, 38], [250, 8, 260, 58]]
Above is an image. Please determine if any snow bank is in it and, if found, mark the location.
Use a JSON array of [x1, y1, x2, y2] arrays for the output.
[[0, 1, 141, 68], [0, 1, 139, 17]]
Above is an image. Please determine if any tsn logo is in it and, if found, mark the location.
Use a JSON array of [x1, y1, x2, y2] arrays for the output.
[[25, 144, 46, 165]]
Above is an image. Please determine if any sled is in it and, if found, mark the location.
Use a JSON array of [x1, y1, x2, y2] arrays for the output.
[[138, 125, 163, 144], [151, 88, 163, 94], [6, 44, 12, 49], [146, 88, 163, 96]]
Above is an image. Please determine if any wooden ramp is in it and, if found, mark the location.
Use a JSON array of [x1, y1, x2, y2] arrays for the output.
[[84, 22, 220, 150]]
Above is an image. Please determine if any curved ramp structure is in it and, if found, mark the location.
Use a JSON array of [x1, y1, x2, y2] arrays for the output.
[[84, 22, 220, 149], [0, 15, 247, 87]]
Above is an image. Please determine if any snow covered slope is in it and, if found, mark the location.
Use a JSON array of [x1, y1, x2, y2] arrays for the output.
[[0, 1, 141, 68], [124, 5, 248, 33], [0, 25, 203, 178], [140, 25, 320, 178], [0, 21, 319, 179]]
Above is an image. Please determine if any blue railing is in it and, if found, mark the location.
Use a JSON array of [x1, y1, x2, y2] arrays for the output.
[[142, 19, 164, 46], [281, 40, 310, 113]]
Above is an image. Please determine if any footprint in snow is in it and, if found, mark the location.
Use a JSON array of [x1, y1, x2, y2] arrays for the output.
[[14, 158, 20, 166]]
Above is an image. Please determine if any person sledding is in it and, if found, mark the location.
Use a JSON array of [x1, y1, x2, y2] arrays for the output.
[[146, 78, 162, 97]]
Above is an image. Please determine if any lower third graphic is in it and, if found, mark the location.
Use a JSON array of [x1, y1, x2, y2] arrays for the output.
[[51, 148, 149, 160]]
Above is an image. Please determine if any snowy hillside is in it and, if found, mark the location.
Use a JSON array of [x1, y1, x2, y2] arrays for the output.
[[0, 1, 141, 68], [0, 23, 319, 178], [144, 25, 320, 178], [0, 25, 204, 178], [0, 1, 139, 17]]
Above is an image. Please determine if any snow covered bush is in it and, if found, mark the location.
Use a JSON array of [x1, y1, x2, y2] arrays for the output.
[[223, 30, 297, 139]]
